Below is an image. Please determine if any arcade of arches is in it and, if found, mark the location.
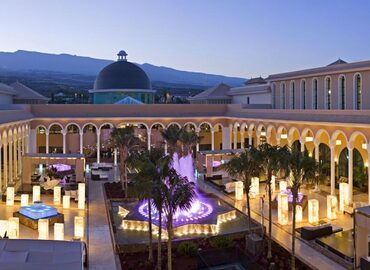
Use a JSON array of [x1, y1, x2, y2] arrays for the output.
[[1, 118, 370, 205]]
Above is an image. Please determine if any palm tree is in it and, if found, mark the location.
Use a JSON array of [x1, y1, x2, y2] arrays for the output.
[[259, 143, 290, 260], [179, 127, 200, 156], [287, 148, 316, 270], [110, 126, 142, 197], [161, 125, 181, 156], [222, 147, 264, 234], [162, 169, 195, 270]]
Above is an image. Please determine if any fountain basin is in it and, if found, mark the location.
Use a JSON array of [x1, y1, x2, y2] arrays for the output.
[[19, 202, 58, 220]]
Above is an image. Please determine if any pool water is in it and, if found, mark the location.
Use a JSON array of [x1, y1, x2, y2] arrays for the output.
[[19, 203, 58, 220]]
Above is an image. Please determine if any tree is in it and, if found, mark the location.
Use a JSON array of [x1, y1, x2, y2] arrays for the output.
[[110, 126, 141, 197], [287, 148, 317, 270], [162, 169, 195, 270], [259, 143, 290, 260], [161, 125, 181, 156], [222, 147, 264, 234]]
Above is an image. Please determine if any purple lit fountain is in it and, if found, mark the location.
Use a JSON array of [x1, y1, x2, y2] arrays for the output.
[[138, 152, 214, 227]]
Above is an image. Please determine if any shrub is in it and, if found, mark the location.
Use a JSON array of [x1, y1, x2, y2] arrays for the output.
[[177, 241, 198, 257], [209, 236, 233, 249]]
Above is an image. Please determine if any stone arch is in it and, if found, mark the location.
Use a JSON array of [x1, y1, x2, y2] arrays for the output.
[[47, 122, 64, 133], [167, 122, 181, 128]]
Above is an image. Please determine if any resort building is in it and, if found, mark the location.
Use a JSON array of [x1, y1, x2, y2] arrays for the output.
[[88, 50, 156, 104], [0, 81, 48, 105]]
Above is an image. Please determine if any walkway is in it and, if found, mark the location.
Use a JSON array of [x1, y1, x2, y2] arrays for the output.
[[88, 172, 118, 270], [197, 178, 347, 270]]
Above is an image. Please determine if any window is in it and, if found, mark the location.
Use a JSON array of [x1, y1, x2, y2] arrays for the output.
[[290, 81, 295, 109], [313, 79, 318, 109], [355, 74, 361, 110], [339, 76, 345, 110], [325, 77, 331, 109], [281, 83, 286, 109], [301, 80, 306, 109]]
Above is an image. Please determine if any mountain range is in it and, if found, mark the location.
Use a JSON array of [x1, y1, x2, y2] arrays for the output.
[[0, 50, 246, 87]]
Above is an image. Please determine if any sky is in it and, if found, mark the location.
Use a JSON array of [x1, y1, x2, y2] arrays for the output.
[[1, 0, 370, 78]]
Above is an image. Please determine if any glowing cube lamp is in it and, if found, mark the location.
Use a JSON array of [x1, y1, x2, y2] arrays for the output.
[[63, 195, 70, 209], [295, 205, 303, 223], [308, 199, 319, 224], [0, 220, 8, 238], [6, 187, 14, 206], [21, 194, 29, 207], [235, 181, 244, 200], [339, 182, 349, 212], [78, 183, 85, 209], [33, 185, 41, 202], [8, 217, 19, 239], [271, 175, 276, 193], [278, 193, 288, 225], [38, 219, 49, 240], [74, 216, 84, 238], [327, 195, 338, 220], [54, 223, 64, 241], [54, 186, 61, 205]]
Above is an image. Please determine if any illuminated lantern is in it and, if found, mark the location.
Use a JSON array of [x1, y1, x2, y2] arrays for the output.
[[54, 186, 61, 205], [249, 177, 259, 198], [279, 180, 287, 192], [235, 181, 244, 200], [74, 216, 84, 238], [278, 193, 288, 225], [33, 185, 41, 202], [295, 205, 303, 223], [6, 187, 14, 206], [327, 195, 338, 220], [0, 220, 8, 238], [78, 183, 85, 209], [63, 195, 70, 209], [54, 223, 64, 241], [339, 182, 349, 212], [8, 217, 19, 239], [271, 175, 276, 193], [38, 219, 49, 240], [21, 194, 29, 207], [308, 199, 319, 224]]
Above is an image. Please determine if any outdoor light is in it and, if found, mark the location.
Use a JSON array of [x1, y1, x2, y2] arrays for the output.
[[74, 216, 84, 238], [249, 177, 259, 198], [38, 164, 43, 174], [339, 182, 349, 212], [21, 194, 29, 207], [6, 187, 14, 206], [271, 175, 276, 193], [295, 205, 303, 223], [118, 206, 130, 218], [305, 136, 313, 142], [33, 185, 40, 202], [278, 193, 288, 225], [63, 195, 70, 209], [8, 217, 19, 239], [54, 186, 61, 205], [308, 199, 319, 224], [362, 143, 367, 150], [335, 139, 342, 146], [280, 134, 288, 139], [0, 220, 7, 238], [235, 181, 244, 200], [38, 219, 49, 240], [279, 180, 287, 192], [78, 183, 85, 209], [85, 164, 90, 173], [54, 223, 64, 241], [327, 195, 338, 220], [260, 131, 266, 136]]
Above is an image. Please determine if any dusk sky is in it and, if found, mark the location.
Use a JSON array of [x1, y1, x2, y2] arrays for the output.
[[1, 0, 370, 78]]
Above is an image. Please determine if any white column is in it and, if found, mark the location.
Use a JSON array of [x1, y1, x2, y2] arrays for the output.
[[314, 139, 320, 162], [13, 138, 17, 179], [45, 131, 49, 154], [9, 141, 13, 184], [222, 125, 231, 150], [248, 130, 253, 147], [79, 131, 83, 154], [195, 128, 200, 152], [348, 143, 354, 204], [147, 130, 151, 150], [329, 140, 335, 196], [3, 143, 7, 189], [18, 137, 21, 176], [96, 131, 101, 164], [211, 130, 215, 150], [62, 131, 67, 154], [240, 131, 245, 149], [233, 130, 237, 149], [300, 138, 305, 152], [276, 135, 281, 147], [28, 128, 35, 154], [114, 148, 118, 166]]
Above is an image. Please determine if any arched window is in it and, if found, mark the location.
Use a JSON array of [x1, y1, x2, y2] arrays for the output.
[[290, 81, 295, 109], [301, 80, 306, 109], [339, 76, 345, 110], [313, 79, 318, 109], [355, 74, 361, 110], [281, 83, 286, 109], [325, 77, 331, 109], [272, 84, 276, 109]]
